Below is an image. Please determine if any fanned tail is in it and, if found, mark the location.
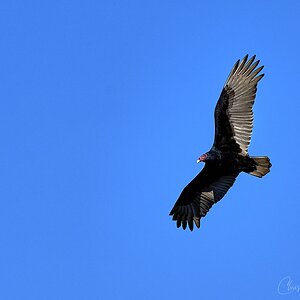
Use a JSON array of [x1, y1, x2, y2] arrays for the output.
[[248, 156, 272, 178]]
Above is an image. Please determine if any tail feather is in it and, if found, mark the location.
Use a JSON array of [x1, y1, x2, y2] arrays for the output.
[[248, 156, 272, 178]]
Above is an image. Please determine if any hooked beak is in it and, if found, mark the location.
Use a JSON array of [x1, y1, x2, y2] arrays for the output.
[[197, 154, 207, 163]]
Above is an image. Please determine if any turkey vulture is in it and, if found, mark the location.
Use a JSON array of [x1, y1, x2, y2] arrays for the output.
[[169, 55, 271, 231]]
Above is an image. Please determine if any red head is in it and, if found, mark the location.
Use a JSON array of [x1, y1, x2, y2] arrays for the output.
[[197, 153, 208, 163]]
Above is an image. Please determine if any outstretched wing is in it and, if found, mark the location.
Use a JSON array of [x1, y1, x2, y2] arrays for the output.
[[169, 165, 238, 231], [214, 55, 264, 155]]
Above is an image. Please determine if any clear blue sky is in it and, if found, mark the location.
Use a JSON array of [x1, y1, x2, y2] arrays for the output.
[[0, 1, 299, 299]]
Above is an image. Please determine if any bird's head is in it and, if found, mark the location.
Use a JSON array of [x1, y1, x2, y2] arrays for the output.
[[197, 153, 208, 163]]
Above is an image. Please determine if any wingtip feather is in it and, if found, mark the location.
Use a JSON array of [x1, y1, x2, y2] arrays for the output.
[[188, 219, 194, 231]]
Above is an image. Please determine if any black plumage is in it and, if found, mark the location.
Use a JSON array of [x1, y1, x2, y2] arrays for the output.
[[169, 55, 272, 231]]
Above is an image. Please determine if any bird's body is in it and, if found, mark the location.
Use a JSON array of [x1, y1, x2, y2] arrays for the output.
[[169, 55, 271, 231]]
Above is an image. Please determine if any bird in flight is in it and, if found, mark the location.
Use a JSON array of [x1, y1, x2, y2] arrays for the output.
[[169, 55, 272, 231]]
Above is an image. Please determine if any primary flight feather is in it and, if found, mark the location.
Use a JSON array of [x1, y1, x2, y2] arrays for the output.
[[169, 55, 271, 231]]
